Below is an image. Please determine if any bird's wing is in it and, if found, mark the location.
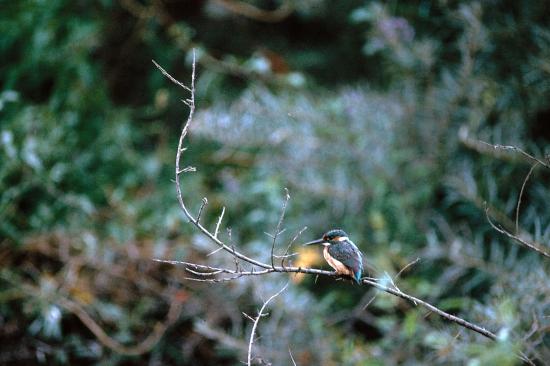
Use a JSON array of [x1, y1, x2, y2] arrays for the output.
[[349, 240, 364, 259], [328, 242, 363, 274]]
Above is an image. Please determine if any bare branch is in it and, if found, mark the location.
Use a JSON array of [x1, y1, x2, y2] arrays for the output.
[[155, 53, 504, 350], [271, 188, 290, 269], [152, 60, 192, 92], [156, 51, 272, 271], [478, 141, 549, 169], [272, 253, 298, 259], [243, 312, 256, 322], [485, 204, 550, 259], [288, 347, 297, 366], [361, 293, 378, 311], [459, 126, 550, 168], [367, 277, 496, 340], [516, 162, 539, 234], [206, 246, 224, 257], [154, 255, 498, 340], [214, 206, 226, 239], [231, 244, 241, 272], [281, 226, 307, 269], [518, 351, 537, 366], [177, 166, 196, 174], [361, 258, 418, 311], [395, 257, 421, 279], [196, 197, 208, 223], [247, 283, 288, 366], [452, 177, 544, 250]]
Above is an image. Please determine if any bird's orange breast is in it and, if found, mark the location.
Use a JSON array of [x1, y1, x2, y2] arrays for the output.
[[323, 246, 353, 276]]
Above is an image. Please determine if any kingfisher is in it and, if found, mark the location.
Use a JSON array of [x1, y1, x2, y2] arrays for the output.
[[304, 229, 363, 284]]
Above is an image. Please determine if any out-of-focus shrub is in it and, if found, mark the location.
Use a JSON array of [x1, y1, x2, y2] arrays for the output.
[[1, 0, 549, 364]]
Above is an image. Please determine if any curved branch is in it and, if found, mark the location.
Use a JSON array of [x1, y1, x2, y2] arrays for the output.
[[6, 276, 182, 357], [485, 205, 550, 259], [152, 53, 272, 271], [154, 54, 507, 347], [515, 162, 539, 234], [153, 257, 497, 340], [58, 296, 182, 356], [247, 283, 288, 366]]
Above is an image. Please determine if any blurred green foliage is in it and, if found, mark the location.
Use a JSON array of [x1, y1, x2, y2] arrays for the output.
[[1, 0, 549, 365]]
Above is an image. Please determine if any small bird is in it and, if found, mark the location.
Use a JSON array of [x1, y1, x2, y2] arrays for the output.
[[304, 229, 363, 284]]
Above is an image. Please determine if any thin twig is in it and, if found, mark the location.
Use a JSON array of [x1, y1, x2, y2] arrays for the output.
[[485, 204, 550, 259], [281, 226, 307, 269], [247, 283, 288, 366], [214, 206, 226, 239], [518, 352, 536, 366], [152, 60, 192, 92], [361, 294, 378, 311], [177, 166, 196, 174], [395, 257, 420, 279], [515, 162, 539, 234], [363, 258, 419, 311], [231, 244, 241, 272], [196, 197, 208, 223], [288, 347, 297, 366], [206, 246, 224, 257], [458, 126, 550, 169], [272, 253, 298, 259], [478, 141, 549, 169], [271, 189, 290, 269]]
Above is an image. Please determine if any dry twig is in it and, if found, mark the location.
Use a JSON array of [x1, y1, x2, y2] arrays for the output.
[[247, 283, 288, 366], [485, 204, 550, 259], [458, 126, 550, 168], [515, 162, 539, 234]]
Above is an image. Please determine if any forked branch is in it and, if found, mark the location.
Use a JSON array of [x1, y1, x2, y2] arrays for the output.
[[247, 283, 289, 366], [151, 53, 537, 357], [485, 205, 550, 259]]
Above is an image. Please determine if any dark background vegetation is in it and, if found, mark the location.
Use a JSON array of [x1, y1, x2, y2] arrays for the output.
[[1, 0, 549, 364]]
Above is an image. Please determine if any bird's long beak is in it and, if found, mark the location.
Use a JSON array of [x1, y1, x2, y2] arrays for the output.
[[303, 238, 325, 246]]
